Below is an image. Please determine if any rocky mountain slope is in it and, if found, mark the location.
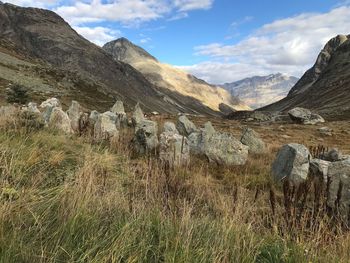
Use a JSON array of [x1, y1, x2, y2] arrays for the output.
[[103, 38, 250, 113], [261, 35, 350, 120], [0, 2, 239, 115], [222, 73, 298, 109]]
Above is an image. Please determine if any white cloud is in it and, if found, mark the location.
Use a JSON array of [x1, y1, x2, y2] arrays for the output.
[[183, 6, 350, 84], [4, 0, 59, 7], [174, 0, 214, 12], [74, 26, 121, 46]]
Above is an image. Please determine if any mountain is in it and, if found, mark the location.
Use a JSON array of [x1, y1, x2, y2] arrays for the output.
[[0, 3, 240, 115], [103, 38, 250, 113], [222, 73, 298, 109], [261, 35, 350, 120]]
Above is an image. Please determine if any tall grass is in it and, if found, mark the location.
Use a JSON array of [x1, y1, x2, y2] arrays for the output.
[[0, 114, 349, 262]]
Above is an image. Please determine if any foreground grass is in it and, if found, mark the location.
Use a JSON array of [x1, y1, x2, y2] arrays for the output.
[[0, 125, 349, 262]]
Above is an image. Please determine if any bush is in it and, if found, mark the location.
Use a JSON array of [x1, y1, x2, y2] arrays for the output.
[[6, 84, 29, 105]]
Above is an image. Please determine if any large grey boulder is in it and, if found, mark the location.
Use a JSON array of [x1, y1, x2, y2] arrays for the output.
[[26, 102, 41, 115], [272, 143, 311, 185], [111, 100, 128, 127], [40, 98, 61, 123], [240, 127, 266, 154], [309, 158, 330, 182], [159, 132, 190, 167], [67, 100, 83, 133], [204, 132, 249, 166], [163, 121, 178, 134], [131, 103, 144, 127], [176, 115, 198, 137], [133, 120, 158, 154], [94, 111, 119, 141], [188, 121, 215, 155], [89, 110, 100, 124], [327, 158, 350, 218], [323, 148, 345, 162], [48, 107, 73, 134], [288, 107, 325, 125]]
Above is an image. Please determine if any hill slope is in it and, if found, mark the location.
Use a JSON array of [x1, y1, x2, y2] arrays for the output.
[[222, 73, 298, 109], [261, 35, 350, 120], [103, 38, 250, 112], [0, 3, 228, 115]]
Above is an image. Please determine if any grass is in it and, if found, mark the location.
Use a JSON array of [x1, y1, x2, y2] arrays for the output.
[[0, 112, 350, 262]]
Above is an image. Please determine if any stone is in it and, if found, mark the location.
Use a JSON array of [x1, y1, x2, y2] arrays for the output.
[[67, 100, 83, 133], [151, 111, 160, 116], [26, 102, 41, 114], [240, 127, 266, 154], [318, 126, 332, 136], [163, 121, 178, 134], [89, 110, 100, 124], [133, 120, 158, 154], [111, 100, 128, 127], [176, 115, 197, 136], [48, 107, 73, 134], [327, 159, 350, 219], [94, 111, 119, 141], [159, 132, 190, 167], [40, 98, 61, 109], [309, 158, 330, 182], [271, 143, 311, 185], [323, 148, 344, 162], [288, 107, 325, 125], [188, 121, 215, 155], [131, 103, 145, 127]]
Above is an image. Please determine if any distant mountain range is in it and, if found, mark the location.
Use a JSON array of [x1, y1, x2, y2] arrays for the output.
[[261, 34, 350, 119], [222, 73, 299, 109], [0, 2, 248, 115]]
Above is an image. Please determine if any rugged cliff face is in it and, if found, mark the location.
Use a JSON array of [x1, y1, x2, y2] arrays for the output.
[[261, 35, 350, 120], [103, 38, 250, 113], [0, 3, 231, 115]]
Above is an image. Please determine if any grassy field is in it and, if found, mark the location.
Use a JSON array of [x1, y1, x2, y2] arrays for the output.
[[0, 112, 350, 262]]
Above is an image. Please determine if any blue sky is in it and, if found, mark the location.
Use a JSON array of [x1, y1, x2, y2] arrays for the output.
[[4, 0, 350, 83]]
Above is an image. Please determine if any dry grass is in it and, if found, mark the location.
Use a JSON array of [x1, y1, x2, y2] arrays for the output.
[[0, 113, 350, 262]]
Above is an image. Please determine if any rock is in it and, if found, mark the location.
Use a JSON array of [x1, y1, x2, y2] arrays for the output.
[[40, 98, 61, 109], [240, 127, 266, 154], [327, 159, 350, 219], [48, 107, 73, 134], [272, 143, 311, 185], [204, 132, 249, 166], [323, 148, 344, 162], [159, 132, 190, 167], [288, 107, 325, 125], [176, 115, 197, 136], [281, 135, 291, 139], [318, 126, 333, 136], [309, 159, 330, 182], [250, 111, 271, 122], [151, 111, 160, 116], [26, 102, 41, 114], [131, 103, 145, 127], [163, 121, 178, 134], [67, 100, 83, 133], [188, 121, 215, 155], [89, 110, 100, 124], [94, 111, 119, 141], [133, 120, 158, 154], [111, 100, 128, 127]]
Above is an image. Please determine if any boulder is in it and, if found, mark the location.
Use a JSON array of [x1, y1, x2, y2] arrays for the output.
[[272, 143, 311, 185], [26, 102, 41, 114], [159, 132, 190, 167], [40, 98, 61, 109], [176, 115, 197, 136], [240, 127, 266, 154], [288, 107, 325, 125], [309, 158, 330, 182], [94, 111, 119, 141], [89, 110, 100, 124], [111, 100, 128, 127], [163, 121, 178, 134], [323, 148, 345, 162], [133, 120, 158, 154], [48, 107, 73, 134], [188, 121, 215, 155], [327, 158, 350, 219], [204, 132, 249, 166], [67, 100, 83, 132], [131, 103, 144, 127]]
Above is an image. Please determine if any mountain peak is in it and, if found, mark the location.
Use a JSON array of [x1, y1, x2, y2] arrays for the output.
[[103, 38, 158, 63]]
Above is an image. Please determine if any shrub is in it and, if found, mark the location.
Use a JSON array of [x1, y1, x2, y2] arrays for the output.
[[5, 84, 29, 105]]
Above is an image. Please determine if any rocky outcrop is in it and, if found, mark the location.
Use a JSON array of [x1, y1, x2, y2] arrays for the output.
[[133, 120, 158, 154], [48, 107, 73, 134], [272, 144, 311, 185], [94, 111, 119, 141], [176, 115, 198, 137], [240, 128, 266, 154], [159, 132, 190, 167], [288, 107, 325, 125]]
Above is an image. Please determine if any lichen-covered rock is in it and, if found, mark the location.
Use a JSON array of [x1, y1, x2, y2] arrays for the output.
[[309, 158, 330, 181], [94, 111, 119, 141], [176, 115, 197, 136], [131, 103, 144, 127], [163, 121, 178, 134], [111, 100, 128, 127], [159, 131, 190, 167], [188, 121, 215, 155], [288, 107, 325, 125], [240, 127, 266, 154], [40, 98, 61, 109], [133, 120, 158, 154], [327, 158, 350, 219], [26, 102, 41, 114], [48, 107, 73, 134], [67, 100, 83, 133], [272, 143, 311, 185]]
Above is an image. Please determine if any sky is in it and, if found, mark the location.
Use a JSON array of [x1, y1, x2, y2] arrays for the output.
[[4, 0, 350, 84]]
